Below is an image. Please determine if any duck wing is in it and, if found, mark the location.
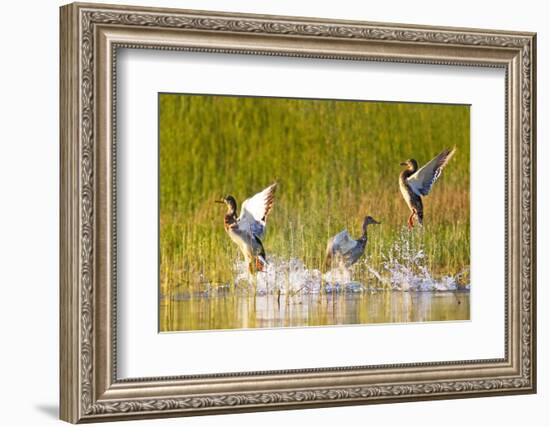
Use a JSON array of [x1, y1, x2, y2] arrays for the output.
[[407, 147, 456, 196], [328, 230, 356, 255], [237, 182, 277, 239]]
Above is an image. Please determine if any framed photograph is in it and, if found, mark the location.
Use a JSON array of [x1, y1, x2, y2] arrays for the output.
[[158, 94, 470, 333], [60, 2, 536, 423]]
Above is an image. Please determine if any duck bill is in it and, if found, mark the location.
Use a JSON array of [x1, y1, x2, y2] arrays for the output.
[[400, 162, 407, 166], [214, 199, 225, 204]]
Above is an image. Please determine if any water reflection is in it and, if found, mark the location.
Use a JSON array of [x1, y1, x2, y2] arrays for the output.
[[161, 291, 470, 332]]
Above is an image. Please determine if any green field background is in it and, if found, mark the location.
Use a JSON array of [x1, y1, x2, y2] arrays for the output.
[[159, 94, 470, 297]]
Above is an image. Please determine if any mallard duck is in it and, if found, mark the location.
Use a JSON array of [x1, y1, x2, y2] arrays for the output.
[[325, 216, 380, 268], [399, 147, 456, 229], [216, 183, 277, 273]]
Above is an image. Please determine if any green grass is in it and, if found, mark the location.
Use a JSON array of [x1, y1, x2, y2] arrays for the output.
[[159, 94, 470, 298]]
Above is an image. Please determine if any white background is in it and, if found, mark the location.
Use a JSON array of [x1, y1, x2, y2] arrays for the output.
[[0, 0, 546, 426], [118, 50, 504, 377]]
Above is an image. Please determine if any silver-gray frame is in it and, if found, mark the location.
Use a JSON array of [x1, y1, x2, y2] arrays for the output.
[[60, 2, 536, 423]]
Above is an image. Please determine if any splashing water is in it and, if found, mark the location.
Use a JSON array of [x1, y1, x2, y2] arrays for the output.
[[234, 256, 323, 295], [378, 229, 466, 292], [230, 228, 468, 295]]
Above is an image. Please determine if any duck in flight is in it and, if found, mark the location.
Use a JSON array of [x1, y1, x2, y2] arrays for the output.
[[325, 216, 380, 269], [399, 147, 456, 229], [216, 183, 277, 273]]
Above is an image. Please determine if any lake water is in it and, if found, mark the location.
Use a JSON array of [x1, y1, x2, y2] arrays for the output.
[[160, 291, 470, 332]]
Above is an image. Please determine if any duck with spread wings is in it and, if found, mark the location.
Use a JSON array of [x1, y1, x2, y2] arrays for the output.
[[399, 147, 456, 229], [216, 183, 277, 273]]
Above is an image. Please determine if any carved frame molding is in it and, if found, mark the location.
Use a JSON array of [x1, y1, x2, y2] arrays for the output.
[[60, 2, 536, 423]]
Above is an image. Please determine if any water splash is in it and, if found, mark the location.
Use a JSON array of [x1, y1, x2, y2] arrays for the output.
[[230, 228, 468, 295], [376, 228, 464, 292], [234, 256, 323, 295]]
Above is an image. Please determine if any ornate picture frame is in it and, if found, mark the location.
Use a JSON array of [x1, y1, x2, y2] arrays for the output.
[[60, 2, 536, 423]]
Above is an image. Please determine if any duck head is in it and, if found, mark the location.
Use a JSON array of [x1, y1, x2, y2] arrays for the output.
[[215, 195, 237, 214], [400, 158, 418, 172], [362, 216, 381, 233]]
